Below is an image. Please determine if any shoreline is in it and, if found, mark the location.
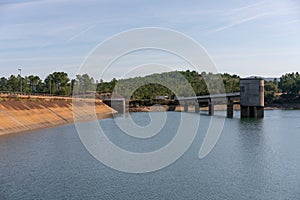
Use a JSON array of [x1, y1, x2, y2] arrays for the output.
[[129, 104, 300, 112], [264, 103, 300, 110], [1, 97, 299, 136]]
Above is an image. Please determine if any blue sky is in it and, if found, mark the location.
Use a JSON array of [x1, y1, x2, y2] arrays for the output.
[[0, 0, 300, 80]]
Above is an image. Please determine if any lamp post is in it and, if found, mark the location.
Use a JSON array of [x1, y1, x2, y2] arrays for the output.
[[18, 68, 22, 94]]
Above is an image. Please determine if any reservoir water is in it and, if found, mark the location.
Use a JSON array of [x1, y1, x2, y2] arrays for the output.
[[0, 110, 300, 199]]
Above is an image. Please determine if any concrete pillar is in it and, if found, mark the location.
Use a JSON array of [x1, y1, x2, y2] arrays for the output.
[[240, 106, 264, 118], [208, 103, 214, 115], [240, 106, 249, 118], [227, 100, 233, 118], [184, 103, 188, 112], [195, 102, 200, 113], [256, 107, 264, 118]]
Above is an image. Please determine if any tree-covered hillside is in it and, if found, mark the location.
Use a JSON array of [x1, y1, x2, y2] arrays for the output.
[[98, 71, 240, 99], [1, 70, 300, 104]]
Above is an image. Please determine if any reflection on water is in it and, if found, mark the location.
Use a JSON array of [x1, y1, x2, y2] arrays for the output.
[[0, 110, 300, 199]]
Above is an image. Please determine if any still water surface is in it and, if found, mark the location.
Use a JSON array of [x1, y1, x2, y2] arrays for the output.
[[0, 110, 300, 199]]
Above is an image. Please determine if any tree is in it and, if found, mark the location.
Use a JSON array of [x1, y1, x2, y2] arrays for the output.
[[75, 74, 96, 94], [264, 81, 278, 104], [7, 75, 19, 92], [279, 72, 300, 96], [44, 72, 70, 95], [222, 73, 240, 93], [27, 75, 43, 94], [0, 77, 8, 91], [96, 78, 118, 94]]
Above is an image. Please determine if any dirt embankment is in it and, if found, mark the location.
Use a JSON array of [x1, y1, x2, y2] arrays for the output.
[[0, 96, 116, 136]]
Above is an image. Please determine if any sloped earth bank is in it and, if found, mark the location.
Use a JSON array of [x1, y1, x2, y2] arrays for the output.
[[0, 98, 116, 135]]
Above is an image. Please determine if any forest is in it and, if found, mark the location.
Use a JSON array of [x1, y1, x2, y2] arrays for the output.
[[0, 70, 299, 104]]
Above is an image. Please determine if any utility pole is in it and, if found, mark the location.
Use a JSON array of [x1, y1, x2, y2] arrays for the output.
[[49, 78, 52, 95], [18, 68, 22, 94], [70, 81, 72, 96]]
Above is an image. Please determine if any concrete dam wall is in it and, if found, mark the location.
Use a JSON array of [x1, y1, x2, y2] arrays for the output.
[[0, 96, 116, 135]]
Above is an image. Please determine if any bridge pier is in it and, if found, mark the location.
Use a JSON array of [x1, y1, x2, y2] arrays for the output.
[[184, 103, 188, 112], [208, 103, 214, 116], [194, 102, 200, 113], [227, 100, 234, 118], [240, 106, 264, 118]]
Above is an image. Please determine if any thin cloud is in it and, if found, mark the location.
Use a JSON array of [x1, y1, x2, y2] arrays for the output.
[[210, 12, 271, 33], [231, 1, 266, 12], [65, 19, 120, 42], [0, 0, 41, 5], [67, 24, 97, 42], [0, 56, 83, 62], [284, 19, 300, 25], [0, 0, 60, 8], [208, 1, 297, 33]]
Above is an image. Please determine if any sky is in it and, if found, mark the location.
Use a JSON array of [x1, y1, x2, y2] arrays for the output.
[[0, 0, 300, 81]]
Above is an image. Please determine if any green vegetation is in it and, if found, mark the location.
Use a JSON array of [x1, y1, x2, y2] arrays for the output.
[[264, 79, 279, 104], [103, 71, 240, 99], [0, 70, 299, 104], [262, 72, 300, 104], [0, 72, 95, 96], [278, 72, 300, 103], [44, 72, 70, 95], [0, 72, 71, 95]]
